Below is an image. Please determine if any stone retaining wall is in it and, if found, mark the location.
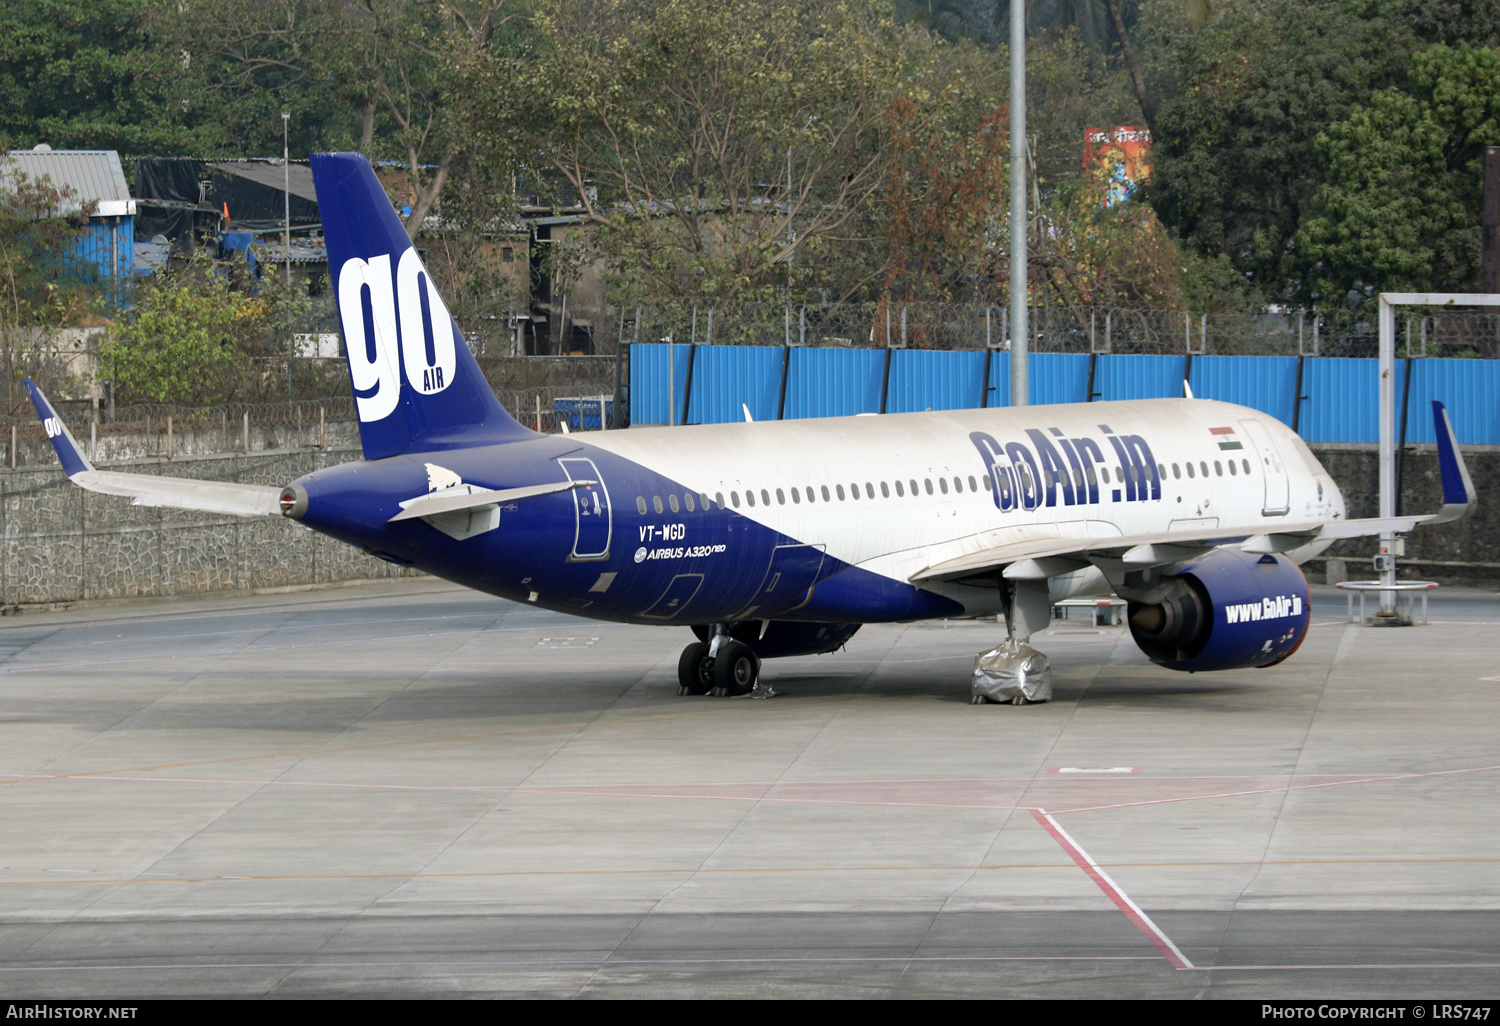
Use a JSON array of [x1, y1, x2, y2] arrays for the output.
[[0, 446, 419, 609], [1, 440, 1495, 610]]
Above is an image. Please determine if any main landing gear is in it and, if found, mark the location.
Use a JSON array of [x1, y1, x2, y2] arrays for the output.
[[677, 625, 762, 697]]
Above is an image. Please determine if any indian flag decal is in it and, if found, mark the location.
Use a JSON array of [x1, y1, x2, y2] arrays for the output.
[[1209, 426, 1244, 451]]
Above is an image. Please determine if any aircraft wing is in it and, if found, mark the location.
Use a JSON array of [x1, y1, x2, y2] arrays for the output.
[[25, 381, 283, 518], [912, 400, 1477, 585]]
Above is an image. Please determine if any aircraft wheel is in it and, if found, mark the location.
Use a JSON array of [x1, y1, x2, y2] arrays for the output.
[[711, 641, 759, 696], [677, 641, 713, 696]]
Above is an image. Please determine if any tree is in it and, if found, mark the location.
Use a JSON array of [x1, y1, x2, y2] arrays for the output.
[[0, 161, 95, 403], [151, 0, 527, 237], [1298, 45, 1500, 297], [102, 253, 321, 404], [460, 0, 990, 307], [0, 0, 197, 152], [1142, 0, 1420, 300]]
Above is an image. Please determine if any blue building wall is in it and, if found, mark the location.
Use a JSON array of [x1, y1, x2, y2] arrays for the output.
[[629, 342, 1500, 445], [72, 215, 134, 308]]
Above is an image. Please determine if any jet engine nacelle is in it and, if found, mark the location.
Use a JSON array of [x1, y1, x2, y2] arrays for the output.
[[692, 621, 861, 659], [1125, 550, 1309, 671]]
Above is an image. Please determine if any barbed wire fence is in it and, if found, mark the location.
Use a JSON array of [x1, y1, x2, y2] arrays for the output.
[[1, 303, 1496, 467]]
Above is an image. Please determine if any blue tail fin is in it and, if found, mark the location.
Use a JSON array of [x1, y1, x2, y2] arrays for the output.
[[311, 152, 533, 459]]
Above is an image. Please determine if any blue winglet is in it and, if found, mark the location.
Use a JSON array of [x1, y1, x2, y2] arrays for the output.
[[1431, 400, 1476, 522], [24, 380, 92, 478]]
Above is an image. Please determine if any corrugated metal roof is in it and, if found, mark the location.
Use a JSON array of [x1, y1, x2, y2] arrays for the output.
[[2, 150, 133, 216], [210, 160, 317, 204]]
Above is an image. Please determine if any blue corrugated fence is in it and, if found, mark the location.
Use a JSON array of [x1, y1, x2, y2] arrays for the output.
[[629, 343, 1500, 444]]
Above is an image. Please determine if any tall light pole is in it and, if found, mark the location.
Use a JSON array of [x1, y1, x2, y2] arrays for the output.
[[1009, 0, 1028, 406], [282, 112, 291, 286]]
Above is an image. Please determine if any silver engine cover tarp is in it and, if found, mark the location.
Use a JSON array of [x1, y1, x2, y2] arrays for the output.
[[971, 640, 1052, 703]]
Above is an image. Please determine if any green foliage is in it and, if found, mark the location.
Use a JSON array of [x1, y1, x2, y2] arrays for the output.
[[103, 254, 320, 404], [462, 0, 967, 306], [1180, 250, 1264, 312], [1299, 45, 1500, 298], [1142, 0, 1420, 300], [0, 0, 209, 152], [0, 162, 94, 329]]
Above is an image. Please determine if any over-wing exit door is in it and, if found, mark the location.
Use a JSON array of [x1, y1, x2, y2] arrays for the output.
[[558, 457, 612, 560]]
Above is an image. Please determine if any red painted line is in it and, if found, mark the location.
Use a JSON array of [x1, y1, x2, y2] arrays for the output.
[[1030, 808, 1193, 969]]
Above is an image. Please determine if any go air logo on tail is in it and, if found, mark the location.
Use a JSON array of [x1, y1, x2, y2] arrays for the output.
[[338, 247, 457, 422], [1225, 594, 1304, 624]]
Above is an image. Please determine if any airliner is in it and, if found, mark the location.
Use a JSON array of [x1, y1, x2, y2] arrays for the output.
[[25, 153, 1476, 699]]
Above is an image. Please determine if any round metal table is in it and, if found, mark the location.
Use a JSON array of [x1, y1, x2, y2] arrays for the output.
[[1334, 580, 1438, 624]]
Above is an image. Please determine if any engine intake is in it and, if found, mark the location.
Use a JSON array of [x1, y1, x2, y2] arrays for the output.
[[1125, 550, 1309, 671]]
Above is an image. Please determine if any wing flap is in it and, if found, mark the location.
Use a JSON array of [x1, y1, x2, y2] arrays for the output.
[[911, 520, 1328, 583]]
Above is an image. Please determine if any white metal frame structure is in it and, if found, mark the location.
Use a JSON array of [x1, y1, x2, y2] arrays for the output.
[[1377, 293, 1500, 612]]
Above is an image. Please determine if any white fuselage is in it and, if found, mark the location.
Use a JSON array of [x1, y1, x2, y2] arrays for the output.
[[582, 398, 1344, 617]]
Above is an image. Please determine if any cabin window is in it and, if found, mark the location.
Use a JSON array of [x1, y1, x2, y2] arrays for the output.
[[1197, 461, 1207, 478], [1157, 464, 1166, 481], [715, 492, 725, 508], [1242, 459, 1252, 474], [836, 484, 846, 500], [731, 491, 741, 507], [952, 477, 962, 492], [821, 485, 831, 501], [880, 481, 890, 498], [938, 477, 949, 494], [1186, 463, 1195, 479], [761, 489, 770, 506], [668, 494, 680, 513], [1085, 467, 1097, 485], [746, 490, 756, 507], [1214, 461, 1223, 476], [983, 474, 993, 491], [1100, 468, 1110, 484], [685, 493, 696, 511], [790, 487, 801, 504], [849, 483, 859, 500], [924, 479, 933, 495], [1228, 460, 1237, 476], [653, 496, 664, 514], [1172, 463, 1181, 479], [775, 488, 785, 505], [699, 493, 710, 509], [895, 480, 905, 497], [866, 483, 875, 499], [636, 497, 647, 514], [968, 475, 978, 492]]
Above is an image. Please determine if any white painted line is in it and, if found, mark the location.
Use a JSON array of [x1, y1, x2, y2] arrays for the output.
[[1049, 767, 1140, 774], [1030, 808, 1194, 970]]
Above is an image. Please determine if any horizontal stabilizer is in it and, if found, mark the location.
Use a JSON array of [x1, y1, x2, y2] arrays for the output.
[[71, 470, 282, 517], [25, 381, 282, 517]]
